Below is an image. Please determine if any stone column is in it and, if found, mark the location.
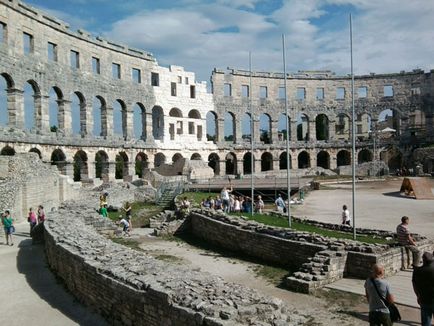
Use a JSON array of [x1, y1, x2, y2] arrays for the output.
[[235, 118, 243, 144], [106, 106, 114, 137], [270, 119, 279, 144], [253, 118, 260, 143], [218, 159, 226, 176], [308, 121, 316, 141], [7, 88, 24, 129], [108, 161, 116, 181], [125, 108, 134, 140], [34, 93, 50, 133], [328, 119, 336, 140], [310, 150, 317, 168], [64, 161, 74, 179], [330, 153, 337, 170], [145, 112, 154, 142], [217, 118, 225, 143], [88, 160, 96, 179], [84, 102, 94, 138], [58, 99, 72, 135], [291, 153, 297, 170], [290, 120, 298, 141], [254, 156, 261, 172], [236, 160, 244, 175], [273, 158, 280, 171]]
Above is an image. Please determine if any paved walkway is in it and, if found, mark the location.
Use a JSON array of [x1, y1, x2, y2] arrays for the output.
[[0, 222, 107, 326]]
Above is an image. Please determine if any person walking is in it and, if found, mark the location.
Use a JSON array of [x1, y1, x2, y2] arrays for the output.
[[275, 194, 285, 213], [37, 205, 45, 223], [364, 264, 395, 326], [396, 216, 421, 269], [2, 210, 14, 246], [28, 207, 37, 233], [412, 252, 434, 326], [123, 201, 132, 230], [341, 204, 351, 225]]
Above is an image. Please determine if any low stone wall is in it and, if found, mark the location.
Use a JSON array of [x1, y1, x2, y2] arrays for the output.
[[44, 202, 303, 325]]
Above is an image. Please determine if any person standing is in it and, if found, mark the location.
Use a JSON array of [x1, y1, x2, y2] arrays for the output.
[[123, 201, 132, 230], [342, 205, 351, 225], [28, 207, 37, 233], [100, 204, 108, 218], [255, 195, 265, 214], [37, 205, 45, 223], [364, 264, 395, 326], [220, 186, 232, 213], [275, 194, 285, 213], [412, 252, 434, 326], [2, 210, 14, 246], [396, 216, 421, 268]]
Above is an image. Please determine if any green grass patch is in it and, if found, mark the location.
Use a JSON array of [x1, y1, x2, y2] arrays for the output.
[[154, 254, 186, 264], [179, 192, 220, 207], [252, 265, 290, 286], [107, 201, 163, 227], [110, 237, 143, 251]]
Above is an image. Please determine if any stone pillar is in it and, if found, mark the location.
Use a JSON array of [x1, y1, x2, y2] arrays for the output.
[[310, 150, 317, 168], [35, 94, 50, 133], [236, 160, 244, 175], [125, 108, 134, 140], [291, 152, 298, 170], [64, 162, 74, 179], [270, 119, 278, 144], [84, 102, 94, 137], [308, 121, 316, 141], [7, 88, 24, 129], [218, 159, 226, 176], [88, 160, 96, 179], [217, 118, 225, 143], [58, 99, 72, 135], [145, 112, 154, 142], [108, 162, 116, 180], [254, 156, 261, 172], [253, 118, 260, 143], [328, 119, 336, 140], [106, 106, 114, 137], [235, 118, 243, 144], [290, 120, 298, 141], [330, 153, 337, 170], [273, 158, 280, 171]]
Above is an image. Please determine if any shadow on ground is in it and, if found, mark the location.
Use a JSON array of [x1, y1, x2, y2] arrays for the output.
[[16, 238, 107, 326], [382, 191, 414, 199]]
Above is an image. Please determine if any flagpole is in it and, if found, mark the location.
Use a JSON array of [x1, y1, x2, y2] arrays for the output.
[[249, 51, 254, 217], [282, 34, 291, 227], [350, 14, 356, 240]]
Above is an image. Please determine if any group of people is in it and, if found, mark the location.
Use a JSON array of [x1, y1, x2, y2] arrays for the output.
[[99, 192, 133, 237], [27, 205, 46, 233]]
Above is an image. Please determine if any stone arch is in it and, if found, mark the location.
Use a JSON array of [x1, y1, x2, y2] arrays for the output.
[[51, 148, 67, 174], [0, 74, 11, 126], [380, 146, 402, 171], [152, 106, 164, 140], [172, 153, 183, 163], [95, 150, 109, 179], [224, 112, 235, 143], [0, 145, 15, 156], [0, 73, 14, 89], [49, 86, 63, 132], [278, 114, 290, 141], [337, 150, 351, 167], [261, 152, 273, 171], [169, 107, 182, 117], [115, 151, 129, 179], [225, 152, 237, 175], [133, 102, 146, 140], [113, 99, 127, 139], [154, 152, 166, 167], [297, 113, 309, 141], [243, 152, 253, 174], [29, 147, 42, 159], [135, 152, 149, 178], [317, 150, 330, 169], [188, 109, 201, 119], [336, 113, 350, 139], [279, 152, 292, 169], [378, 108, 400, 136], [242, 113, 252, 142], [191, 153, 202, 160], [298, 151, 310, 168], [260, 113, 271, 144], [71, 91, 86, 135], [93, 96, 106, 137], [208, 153, 220, 175], [315, 114, 329, 140], [206, 111, 218, 143], [358, 149, 373, 164], [73, 150, 88, 181]]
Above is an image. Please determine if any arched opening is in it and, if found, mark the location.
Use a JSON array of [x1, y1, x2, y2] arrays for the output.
[[260, 113, 271, 144], [0, 145, 15, 156], [315, 114, 329, 140], [133, 103, 146, 140], [298, 151, 310, 168], [73, 150, 88, 181], [115, 151, 129, 179], [93, 96, 105, 137], [135, 152, 148, 178], [188, 110, 201, 119], [261, 152, 273, 171], [191, 153, 202, 160], [113, 100, 127, 138], [51, 149, 66, 174], [29, 147, 42, 159], [49, 87, 62, 133], [378, 108, 401, 135], [206, 111, 218, 143], [358, 149, 373, 164], [169, 108, 182, 117], [296, 113, 309, 141], [24, 80, 39, 131], [336, 113, 350, 139], [71, 92, 86, 135], [152, 106, 164, 140], [224, 112, 235, 143], [317, 151, 330, 169], [278, 114, 290, 141], [279, 152, 292, 169], [172, 153, 183, 163], [95, 151, 109, 179], [225, 152, 237, 175], [241, 113, 251, 143], [243, 152, 253, 174], [0, 73, 14, 126], [337, 150, 351, 167], [208, 153, 220, 175], [154, 152, 166, 167], [380, 147, 402, 171]]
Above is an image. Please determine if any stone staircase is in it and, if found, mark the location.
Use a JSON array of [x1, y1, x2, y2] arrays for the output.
[[285, 250, 348, 293]]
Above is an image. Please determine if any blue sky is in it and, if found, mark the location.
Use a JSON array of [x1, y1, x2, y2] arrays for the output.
[[25, 0, 434, 83]]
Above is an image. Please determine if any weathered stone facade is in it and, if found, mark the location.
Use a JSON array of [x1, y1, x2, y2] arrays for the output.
[[1, 0, 434, 182]]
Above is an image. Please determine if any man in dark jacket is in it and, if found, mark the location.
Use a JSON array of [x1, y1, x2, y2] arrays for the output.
[[412, 251, 434, 326]]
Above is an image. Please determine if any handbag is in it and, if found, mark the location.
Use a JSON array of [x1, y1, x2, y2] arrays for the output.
[[370, 278, 401, 322]]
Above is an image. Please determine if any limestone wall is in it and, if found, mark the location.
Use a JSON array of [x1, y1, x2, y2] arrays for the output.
[[43, 203, 301, 325]]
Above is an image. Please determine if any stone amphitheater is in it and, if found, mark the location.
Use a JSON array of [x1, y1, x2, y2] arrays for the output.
[[2, 0, 434, 325]]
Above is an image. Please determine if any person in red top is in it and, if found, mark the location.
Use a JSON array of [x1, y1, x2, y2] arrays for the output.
[[37, 205, 45, 223], [28, 207, 37, 233], [396, 216, 421, 269]]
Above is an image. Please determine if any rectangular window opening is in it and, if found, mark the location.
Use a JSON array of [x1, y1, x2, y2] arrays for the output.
[[112, 63, 121, 79], [224, 83, 232, 97], [358, 86, 367, 98], [151, 72, 159, 86], [259, 86, 268, 99], [384, 85, 394, 97], [178, 76, 182, 84], [171, 82, 177, 96], [47, 42, 57, 62], [190, 85, 196, 99], [296, 87, 306, 100], [316, 88, 324, 100], [132, 68, 141, 83], [92, 57, 100, 74], [23, 32, 33, 54], [0, 22, 7, 44], [70, 50, 80, 69], [336, 87, 345, 100], [242, 85, 249, 97], [188, 122, 194, 134], [185, 77, 189, 84]]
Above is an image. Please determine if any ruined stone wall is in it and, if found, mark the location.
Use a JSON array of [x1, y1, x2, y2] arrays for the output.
[[44, 202, 302, 325]]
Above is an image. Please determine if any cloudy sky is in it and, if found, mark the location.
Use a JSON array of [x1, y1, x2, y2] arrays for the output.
[[25, 0, 434, 83]]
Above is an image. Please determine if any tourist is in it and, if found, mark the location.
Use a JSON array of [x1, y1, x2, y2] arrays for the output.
[[100, 204, 108, 218], [230, 194, 235, 212], [221, 186, 232, 213], [28, 207, 37, 232], [118, 217, 130, 237], [99, 192, 108, 209], [201, 197, 211, 209], [234, 196, 241, 213], [214, 196, 222, 210], [243, 196, 252, 213], [364, 264, 395, 326], [179, 196, 191, 218], [341, 205, 351, 225], [396, 216, 421, 268], [37, 205, 45, 223], [412, 252, 434, 326], [123, 201, 132, 230], [2, 210, 14, 246], [209, 196, 215, 209], [275, 194, 285, 213], [255, 195, 265, 214]]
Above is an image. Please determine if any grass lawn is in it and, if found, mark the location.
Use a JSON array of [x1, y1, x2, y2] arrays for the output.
[[107, 201, 163, 227]]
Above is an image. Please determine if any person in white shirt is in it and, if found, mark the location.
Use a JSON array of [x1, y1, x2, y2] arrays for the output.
[[342, 205, 350, 225]]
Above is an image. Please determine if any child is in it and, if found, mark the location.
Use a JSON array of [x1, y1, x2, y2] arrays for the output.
[[118, 217, 130, 237], [100, 204, 108, 218]]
